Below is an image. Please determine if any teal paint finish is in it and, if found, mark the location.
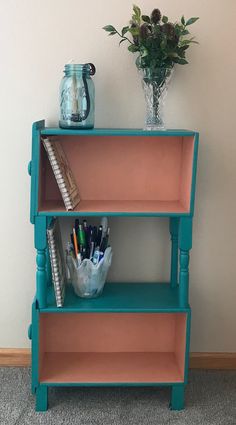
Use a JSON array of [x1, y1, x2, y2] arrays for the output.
[[36, 249, 47, 309], [34, 216, 47, 249], [36, 385, 48, 412], [179, 250, 190, 308], [41, 127, 197, 137], [42, 282, 190, 313], [42, 382, 184, 388], [169, 218, 179, 288], [170, 384, 185, 410], [38, 210, 190, 218], [31, 299, 39, 395], [30, 120, 45, 224], [179, 217, 192, 250], [35, 216, 47, 308], [29, 122, 199, 411], [178, 217, 192, 307], [189, 133, 199, 215], [184, 309, 191, 383], [46, 247, 52, 287]]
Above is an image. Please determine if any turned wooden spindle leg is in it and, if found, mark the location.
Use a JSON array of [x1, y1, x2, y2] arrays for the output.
[[169, 218, 179, 288], [36, 249, 47, 308], [35, 216, 47, 309], [179, 249, 190, 307], [179, 217, 192, 308]]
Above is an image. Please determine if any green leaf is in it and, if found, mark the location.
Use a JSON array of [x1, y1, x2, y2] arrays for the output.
[[140, 47, 148, 57], [108, 31, 117, 35], [122, 26, 130, 36], [179, 38, 199, 46], [160, 38, 167, 49], [181, 29, 190, 35], [162, 16, 168, 23], [128, 44, 140, 52], [103, 25, 116, 32], [173, 57, 188, 64], [119, 38, 127, 45], [133, 4, 141, 19], [142, 15, 151, 23], [129, 27, 139, 36], [179, 45, 190, 51], [186, 17, 199, 26], [181, 16, 185, 25]]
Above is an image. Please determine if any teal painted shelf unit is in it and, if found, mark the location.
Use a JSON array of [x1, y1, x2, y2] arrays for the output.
[[28, 120, 199, 412]]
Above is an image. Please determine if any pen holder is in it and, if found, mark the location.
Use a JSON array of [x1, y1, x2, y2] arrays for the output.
[[67, 247, 112, 298]]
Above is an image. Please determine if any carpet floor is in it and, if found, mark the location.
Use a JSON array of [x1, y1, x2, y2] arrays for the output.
[[0, 368, 235, 425]]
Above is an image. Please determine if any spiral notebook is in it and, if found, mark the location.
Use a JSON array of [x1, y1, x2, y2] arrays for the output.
[[47, 218, 66, 307], [43, 137, 80, 211]]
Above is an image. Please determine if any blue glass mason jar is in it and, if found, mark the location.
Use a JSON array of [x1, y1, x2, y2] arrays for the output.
[[59, 63, 96, 129]]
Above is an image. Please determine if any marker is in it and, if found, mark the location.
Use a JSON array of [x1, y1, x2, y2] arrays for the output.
[[78, 224, 86, 247], [73, 227, 81, 265]]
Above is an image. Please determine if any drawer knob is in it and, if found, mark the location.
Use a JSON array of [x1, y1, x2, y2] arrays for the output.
[[28, 161, 32, 176], [28, 324, 32, 340]]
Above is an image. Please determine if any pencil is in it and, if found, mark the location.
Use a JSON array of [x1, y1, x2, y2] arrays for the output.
[[72, 227, 79, 257]]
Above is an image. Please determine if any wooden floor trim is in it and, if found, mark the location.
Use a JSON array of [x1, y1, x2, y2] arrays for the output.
[[1, 349, 236, 369], [189, 352, 236, 370], [0, 349, 30, 366]]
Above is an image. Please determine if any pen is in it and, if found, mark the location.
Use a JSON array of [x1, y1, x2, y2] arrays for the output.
[[96, 225, 103, 247], [75, 219, 80, 234], [100, 227, 110, 253]]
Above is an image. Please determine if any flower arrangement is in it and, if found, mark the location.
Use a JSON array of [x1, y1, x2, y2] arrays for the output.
[[103, 5, 199, 73]]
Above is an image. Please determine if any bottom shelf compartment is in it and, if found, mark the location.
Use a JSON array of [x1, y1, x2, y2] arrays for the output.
[[39, 313, 187, 385], [40, 352, 183, 384]]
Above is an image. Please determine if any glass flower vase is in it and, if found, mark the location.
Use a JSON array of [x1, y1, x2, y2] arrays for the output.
[[138, 67, 174, 130]]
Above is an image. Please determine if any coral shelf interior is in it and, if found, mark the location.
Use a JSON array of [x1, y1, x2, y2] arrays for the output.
[[38, 135, 195, 214], [39, 313, 187, 384]]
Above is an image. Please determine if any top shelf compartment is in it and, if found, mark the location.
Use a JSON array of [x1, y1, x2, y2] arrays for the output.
[[35, 125, 198, 217]]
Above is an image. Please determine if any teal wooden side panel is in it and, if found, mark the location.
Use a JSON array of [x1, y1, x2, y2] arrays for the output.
[[30, 120, 45, 224], [190, 133, 199, 216], [31, 298, 39, 394], [184, 309, 191, 384]]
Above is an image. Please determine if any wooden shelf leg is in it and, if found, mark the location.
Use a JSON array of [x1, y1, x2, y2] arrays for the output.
[[170, 385, 185, 410], [178, 217, 192, 308], [179, 249, 190, 307], [36, 385, 48, 412], [35, 216, 47, 309], [169, 218, 179, 288]]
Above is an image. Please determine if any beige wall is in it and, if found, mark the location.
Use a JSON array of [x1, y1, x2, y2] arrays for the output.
[[0, 0, 236, 350]]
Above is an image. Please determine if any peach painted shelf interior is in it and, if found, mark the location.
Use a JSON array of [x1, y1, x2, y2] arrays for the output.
[[39, 135, 195, 214], [40, 313, 186, 384]]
